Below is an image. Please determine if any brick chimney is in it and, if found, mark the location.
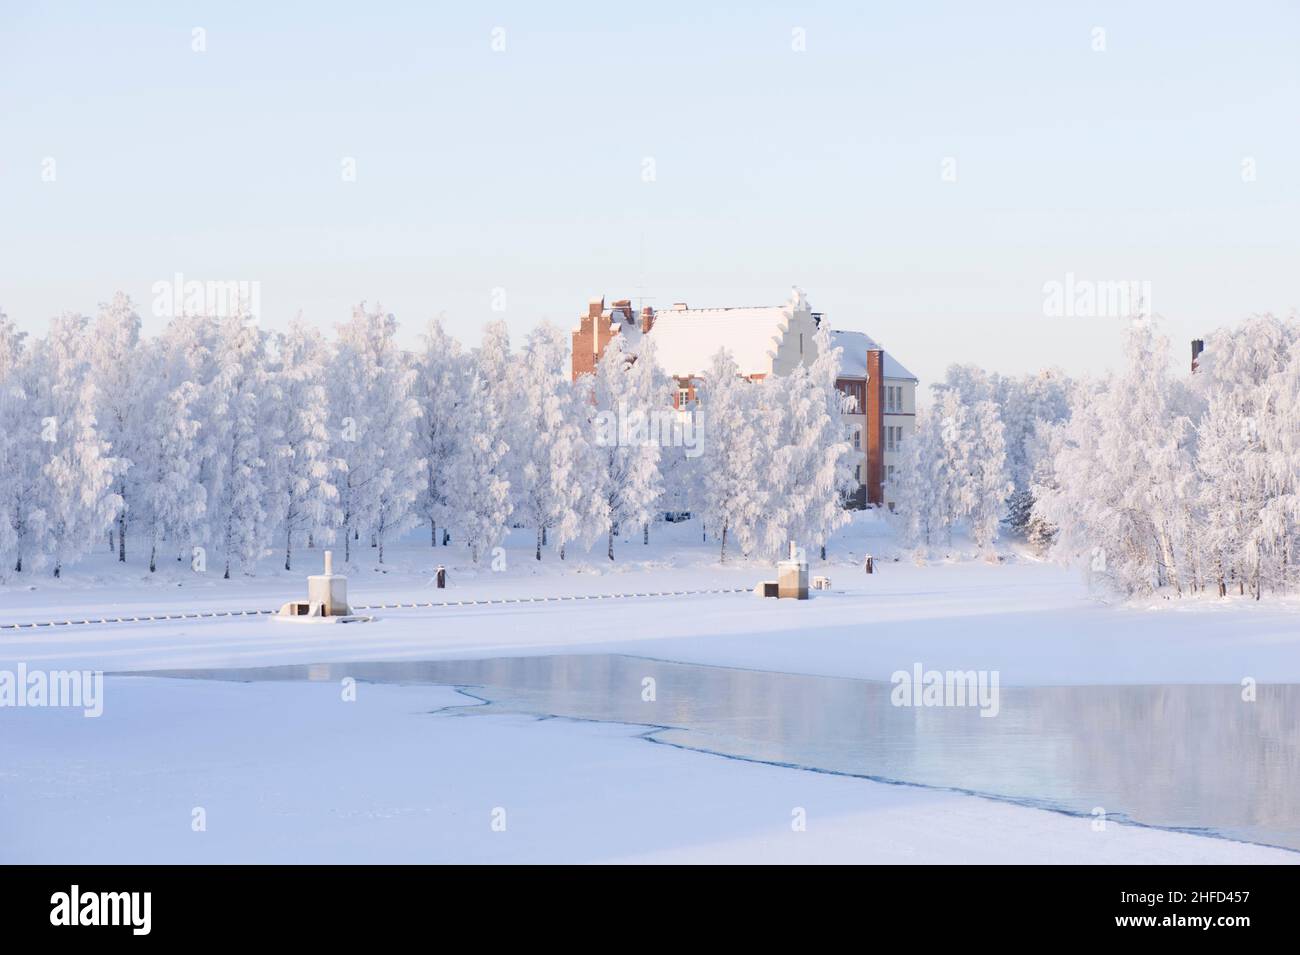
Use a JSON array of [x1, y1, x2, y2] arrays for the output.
[[640, 306, 655, 334], [865, 350, 886, 506], [1191, 338, 1205, 374], [611, 299, 634, 325]]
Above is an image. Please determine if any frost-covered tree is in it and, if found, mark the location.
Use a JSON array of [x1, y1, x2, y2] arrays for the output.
[[699, 349, 764, 562], [372, 349, 423, 564], [892, 390, 1009, 559], [123, 316, 218, 570], [515, 323, 582, 559], [1019, 417, 1061, 554], [931, 388, 974, 549], [1028, 311, 1300, 598], [626, 336, 670, 548], [891, 408, 941, 556], [763, 322, 854, 559], [937, 363, 1071, 538], [270, 318, 340, 570], [454, 370, 511, 563], [206, 312, 273, 578], [963, 399, 1013, 556], [330, 303, 423, 564], [590, 335, 664, 560], [413, 316, 465, 548], [1035, 317, 1195, 596], [1193, 314, 1300, 598], [475, 319, 519, 502], [88, 292, 144, 563], [30, 314, 122, 577], [1197, 391, 1255, 595], [659, 386, 704, 524], [0, 311, 39, 577], [138, 372, 207, 573], [549, 374, 605, 559]]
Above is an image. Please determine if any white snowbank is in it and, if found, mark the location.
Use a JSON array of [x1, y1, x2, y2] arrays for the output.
[[2, 555, 1297, 686], [3, 516, 1295, 864], [0, 678, 1290, 864]]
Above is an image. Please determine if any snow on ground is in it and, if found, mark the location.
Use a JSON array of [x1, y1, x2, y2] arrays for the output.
[[0, 678, 1291, 865], [3, 514, 1296, 863], [2, 516, 1297, 685]]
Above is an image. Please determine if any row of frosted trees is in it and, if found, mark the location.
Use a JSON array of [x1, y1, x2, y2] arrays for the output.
[[1036, 314, 1300, 599], [0, 294, 856, 580], [890, 365, 1072, 559], [892, 312, 1300, 599]]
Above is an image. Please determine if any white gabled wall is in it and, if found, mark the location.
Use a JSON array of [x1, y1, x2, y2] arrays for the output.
[[769, 307, 823, 378]]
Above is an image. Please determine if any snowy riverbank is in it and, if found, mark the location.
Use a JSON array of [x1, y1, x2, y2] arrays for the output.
[[2, 549, 1297, 686], [3, 517, 1297, 864], [1, 678, 1292, 864]]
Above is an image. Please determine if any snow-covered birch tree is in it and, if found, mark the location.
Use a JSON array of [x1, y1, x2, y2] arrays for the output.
[[88, 292, 144, 563], [1035, 317, 1195, 596], [31, 314, 122, 577], [762, 322, 854, 559], [138, 372, 207, 573], [413, 316, 465, 548], [698, 349, 764, 562], [964, 399, 1013, 556], [515, 323, 581, 559], [206, 311, 272, 579], [590, 335, 664, 560], [454, 370, 511, 563], [271, 318, 340, 570], [0, 311, 40, 578], [329, 303, 422, 564]]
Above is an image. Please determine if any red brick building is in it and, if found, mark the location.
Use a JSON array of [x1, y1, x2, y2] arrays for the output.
[[572, 289, 917, 507]]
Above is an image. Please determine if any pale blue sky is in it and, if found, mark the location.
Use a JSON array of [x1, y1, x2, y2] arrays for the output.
[[2, 1, 1297, 386]]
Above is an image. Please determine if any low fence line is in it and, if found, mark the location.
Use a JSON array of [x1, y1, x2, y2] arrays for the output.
[[0, 588, 752, 631]]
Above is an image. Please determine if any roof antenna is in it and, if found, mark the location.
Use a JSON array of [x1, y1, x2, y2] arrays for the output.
[[635, 231, 656, 316]]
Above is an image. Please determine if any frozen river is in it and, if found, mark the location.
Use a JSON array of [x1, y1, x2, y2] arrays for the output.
[[145, 654, 1300, 853]]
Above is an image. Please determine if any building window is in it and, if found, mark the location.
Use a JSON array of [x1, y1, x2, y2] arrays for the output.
[[853, 429, 860, 450], [886, 426, 896, 453], [677, 388, 690, 408], [837, 381, 864, 413], [855, 464, 861, 483], [887, 465, 895, 483]]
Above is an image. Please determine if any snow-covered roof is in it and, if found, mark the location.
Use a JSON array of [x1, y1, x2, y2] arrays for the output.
[[610, 311, 644, 349], [830, 329, 918, 381], [647, 304, 796, 378]]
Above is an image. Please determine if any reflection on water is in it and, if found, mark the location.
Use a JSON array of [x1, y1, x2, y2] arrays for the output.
[[142, 655, 1300, 852]]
